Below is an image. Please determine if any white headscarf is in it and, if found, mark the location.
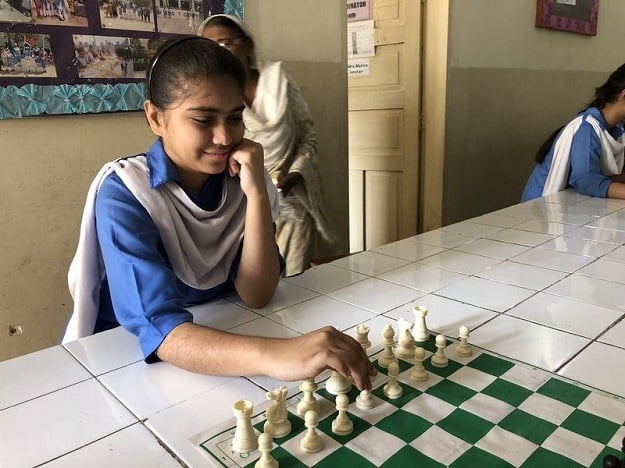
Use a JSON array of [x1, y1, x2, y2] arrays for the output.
[[63, 155, 279, 343]]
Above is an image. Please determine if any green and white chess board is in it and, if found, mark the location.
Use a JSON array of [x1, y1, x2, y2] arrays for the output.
[[191, 336, 625, 467]]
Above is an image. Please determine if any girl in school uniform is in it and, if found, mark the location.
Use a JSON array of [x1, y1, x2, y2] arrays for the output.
[[522, 63, 625, 202], [64, 36, 375, 390]]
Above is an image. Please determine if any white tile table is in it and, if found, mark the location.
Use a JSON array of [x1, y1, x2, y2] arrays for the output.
[[3, 190, 625, 467]]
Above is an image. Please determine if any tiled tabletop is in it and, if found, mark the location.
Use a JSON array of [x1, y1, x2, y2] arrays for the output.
[[3, 190, 625, 467]]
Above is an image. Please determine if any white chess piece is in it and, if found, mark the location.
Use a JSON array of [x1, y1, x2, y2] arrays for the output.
[[300, 410, 324, 453], [264, 386, 291, 438], [431, 334, 449, 368], [254, 432, 278, 468], [410, 346, 428, 382], [356, 388, 375, 410], [395, 317, 415, 359], [331, 393, 353, 435], [296, 378, 320, 417], [325, 371, 352, 395], [455, 325, 472, 357], [232, 399, 258, 453], [383, 361, 403, 399], [355, 324, 371, 349], [413, 305, 430, 342], [378, 323, 396, 368]]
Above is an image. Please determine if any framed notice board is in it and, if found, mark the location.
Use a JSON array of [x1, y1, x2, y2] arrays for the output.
[[0, 0, 242, 118], [535, 0, 599, 36]]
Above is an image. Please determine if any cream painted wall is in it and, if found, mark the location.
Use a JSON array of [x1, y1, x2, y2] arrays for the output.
[[443, 0, 625, 224], [1, 112, 154, 360], [1, 0, 348, 361]]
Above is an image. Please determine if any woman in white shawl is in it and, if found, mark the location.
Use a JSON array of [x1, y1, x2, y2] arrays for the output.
[[522, 63, 625, 202], [199, 14, 336, 277]]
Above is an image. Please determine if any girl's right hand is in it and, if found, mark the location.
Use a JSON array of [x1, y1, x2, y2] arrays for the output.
[[228, 138, 267, 199]]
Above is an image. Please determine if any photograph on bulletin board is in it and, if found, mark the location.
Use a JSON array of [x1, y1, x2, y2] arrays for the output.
[[72, 34, 150, 79], [1, 32, 56, 77], [0, 0, 243, 118]]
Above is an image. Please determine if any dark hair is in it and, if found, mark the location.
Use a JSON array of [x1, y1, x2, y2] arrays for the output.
[[588, 62, 625, 109], [535, 63, 625, 163], [534, 125, 564, 163], [146, 35, 246, 109]]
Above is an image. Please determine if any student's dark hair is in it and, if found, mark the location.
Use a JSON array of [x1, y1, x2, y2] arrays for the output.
[[535, 62, 625, 163], [535, 125, 564, 163], [587, 62, 625, 109], [146, 35, 246, 109]]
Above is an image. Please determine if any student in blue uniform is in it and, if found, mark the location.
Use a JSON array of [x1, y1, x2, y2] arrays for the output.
[[64, 36, 375, 390], [522, 63, 625, 202]]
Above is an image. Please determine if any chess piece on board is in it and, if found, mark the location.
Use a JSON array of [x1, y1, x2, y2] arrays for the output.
[[383, 361, 403, 399], [413, 305, 430, 342], [296, 378, 320, 417], [325, 371, 352, 395], [378, 323, 396, 368], [455, 325, 472, 357], [264, 386, 291, 438], [300, 410, 324, 453], [232, 399, 258, 453], [356, 388, 375, 410], [410, 346, 428, 382], [331, 393, 354, 435], [603, 437, 625, 468], [431, 334, 449, 368], [255, 432, 278, 468], [395, 317, 416, 359], [355, 323, 371, 349]]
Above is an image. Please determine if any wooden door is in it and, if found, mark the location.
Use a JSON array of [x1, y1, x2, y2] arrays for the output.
[[348, 0, 422, 251]]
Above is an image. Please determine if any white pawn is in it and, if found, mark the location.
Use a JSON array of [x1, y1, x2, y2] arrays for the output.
[[254, 432, 278, 468], [455, 325, 472, 357], [325, 371, 352, 395], [410, 346, 428, 382], [296, 378, 319, 417], [300, 410, 323, 453], [378, 323, 396, 368], [413, 305, 430, 342], [232, 399, 258, 454], [331, 393, 353, 435], [383, 361, 403, 399], [431, 334, 448, 368], [264, 386, 291, 438], [355, 324, 371, 349], [395, 317, 415, 359], [356, 388, 375, 410]]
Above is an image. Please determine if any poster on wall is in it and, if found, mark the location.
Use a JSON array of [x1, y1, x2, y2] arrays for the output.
[[535, 0, 599, 36], [0, 0, 243, 119], [347, 0, 372, 22]]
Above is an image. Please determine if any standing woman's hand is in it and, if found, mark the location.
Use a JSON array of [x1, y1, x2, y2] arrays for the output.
[[228, 138, 268, 199], [277, 172, 302, 196]]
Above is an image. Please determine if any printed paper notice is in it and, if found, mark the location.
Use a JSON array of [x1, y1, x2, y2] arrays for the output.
[[347, 0, 372, 22], [347, 20, 375, 58], [348, 58, 370, 77]]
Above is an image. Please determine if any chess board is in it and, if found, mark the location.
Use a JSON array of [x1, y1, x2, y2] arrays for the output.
[[190, 336, 625, 467]]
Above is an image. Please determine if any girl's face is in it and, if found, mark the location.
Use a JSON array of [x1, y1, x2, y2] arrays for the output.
[[200, 24, 251, 69], [145, 76, 245, 190]]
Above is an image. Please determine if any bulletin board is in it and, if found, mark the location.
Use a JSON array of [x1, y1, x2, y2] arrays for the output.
[[0, 0, 243, 118], [535, 0, 599, 36]]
